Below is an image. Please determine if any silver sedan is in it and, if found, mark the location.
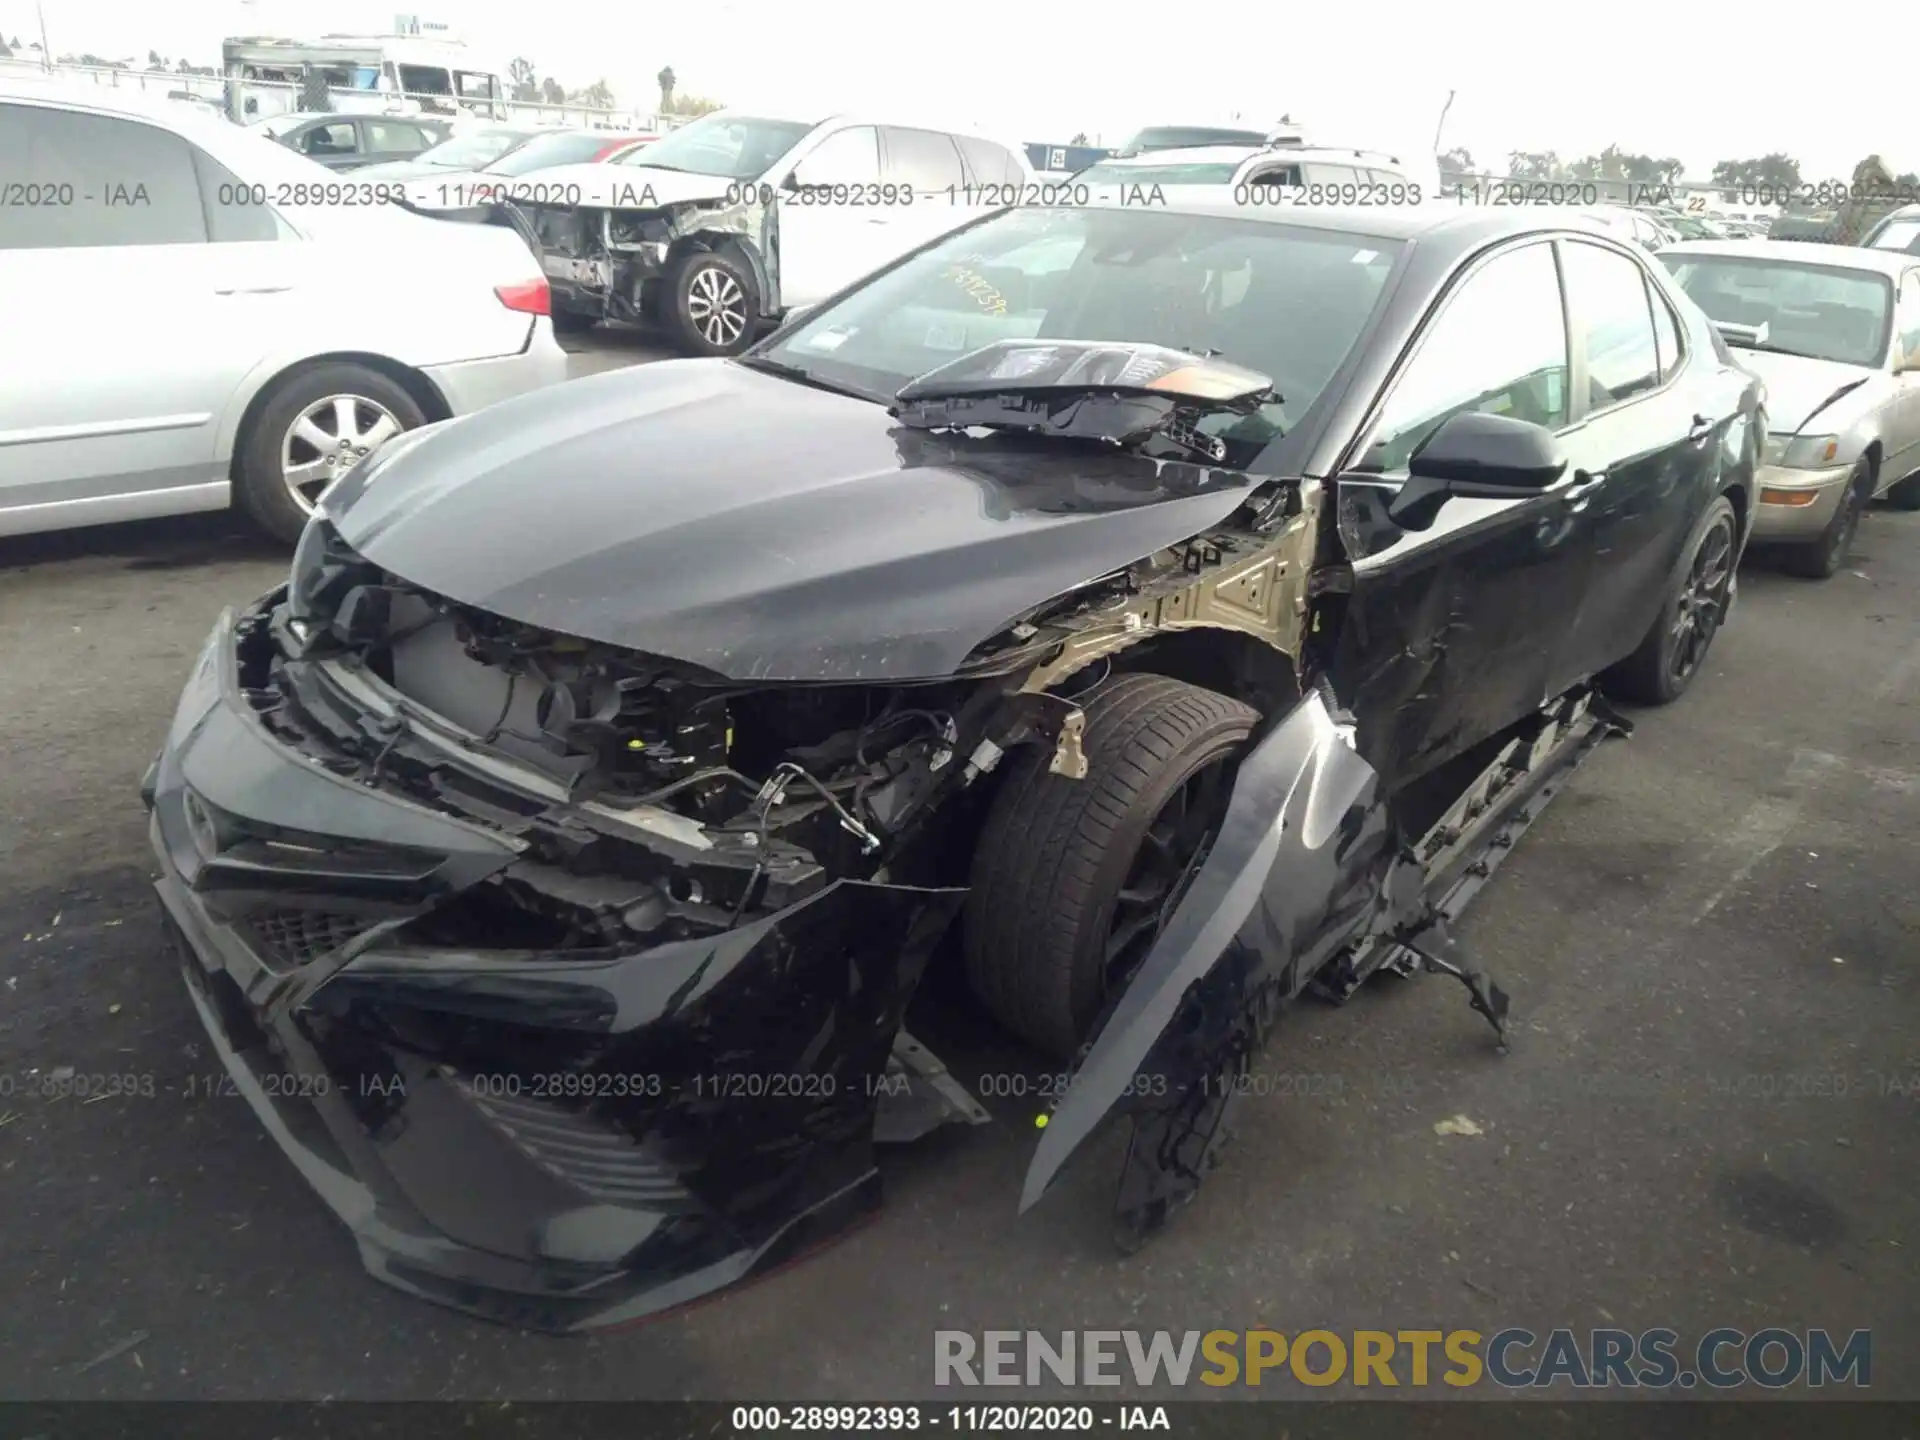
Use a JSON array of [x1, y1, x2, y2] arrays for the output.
[[1659, 240, 1920, 577]]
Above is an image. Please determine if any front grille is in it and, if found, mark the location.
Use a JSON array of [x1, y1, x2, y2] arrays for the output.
[[247, 909, 367, 968], [458, 1075, 692, 1207]]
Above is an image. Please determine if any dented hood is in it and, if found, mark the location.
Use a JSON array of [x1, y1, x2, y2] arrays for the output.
[[1737, 351, 1877, 434], [321, 359, 1264, 682]]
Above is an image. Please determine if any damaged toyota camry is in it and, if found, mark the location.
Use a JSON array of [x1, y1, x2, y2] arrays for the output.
[[144, 199, 1761, 1332]]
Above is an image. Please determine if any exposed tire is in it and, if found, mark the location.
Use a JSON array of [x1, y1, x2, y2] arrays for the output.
[[963, 674, 1258, 1061], [1782, 458, 1871, 579], [661, 248, 758, 357], [550, 306, 599, 335], [1885, 469, 1920, 511], [235, 363, 426, 545], [1602, 495, 1737, 706]]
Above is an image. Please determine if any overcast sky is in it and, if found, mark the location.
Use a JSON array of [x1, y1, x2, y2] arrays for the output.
[[20, 0, 1915, 181]]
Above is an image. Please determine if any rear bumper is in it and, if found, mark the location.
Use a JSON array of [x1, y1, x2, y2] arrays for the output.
[[1751, 461, 1851, 539], [421, 324, 569, 416], [141, 604, 950, 1331]]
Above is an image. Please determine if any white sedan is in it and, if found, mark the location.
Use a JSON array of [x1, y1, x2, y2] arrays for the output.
[[0, 83, 569, 543]]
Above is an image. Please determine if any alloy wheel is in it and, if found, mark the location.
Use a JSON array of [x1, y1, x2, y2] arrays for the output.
[[686, 265, 748, 348], [279, 394, 403, 514], [1667, 514, 1735, 685], [1103, 758, 1232, 996]]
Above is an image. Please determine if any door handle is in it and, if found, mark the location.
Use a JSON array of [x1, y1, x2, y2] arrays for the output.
[[213, 286, 293, 296], [1687, 413, 1715, 442], [1565, 470, 1607, 511]]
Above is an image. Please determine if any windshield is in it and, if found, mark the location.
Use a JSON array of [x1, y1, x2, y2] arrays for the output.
[[1868, 218, 1920, 254], [485, 131, 621, 175], [414, 129, 533, 169], [1122, 127, 1267, 154], [616, 113, 814, 178], [1661, 255, 1892, 366], [757, 206, 1402, 467], [1079, 161, 1242, 185]]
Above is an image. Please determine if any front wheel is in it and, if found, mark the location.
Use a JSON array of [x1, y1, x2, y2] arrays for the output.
[[1781, 459, 1870, 579], [1603, 495, 1737, 705], [661, 249, 758, 357], [963, 674, 1257, 1061]]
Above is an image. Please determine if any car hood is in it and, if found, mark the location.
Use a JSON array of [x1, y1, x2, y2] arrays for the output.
[[1737, 350, 1880, 433], [321, 359, 1265, 682], [509, 162, 738, 209]]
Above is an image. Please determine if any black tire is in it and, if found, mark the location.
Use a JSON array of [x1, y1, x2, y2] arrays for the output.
[[550, 306, 599, 335], [1603, 495, 1737, 705], [964, 674, 1258, 1061], [1885, 469, 1920, 511], [661, 248, 758, 357], [235, 363, 427, 545], [1782, 458, 1870, 579]]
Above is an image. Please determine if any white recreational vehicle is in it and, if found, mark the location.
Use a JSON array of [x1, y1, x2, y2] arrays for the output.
[[221, 33, 508, 123]]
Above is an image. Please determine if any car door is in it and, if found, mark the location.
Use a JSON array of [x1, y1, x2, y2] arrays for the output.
[[1328, 238, 1590, 790], [0, 103, 289, 533], [771, 124, 886, 309], [1548, 238, 1721, 688], [1882, 269, 1920, 487]]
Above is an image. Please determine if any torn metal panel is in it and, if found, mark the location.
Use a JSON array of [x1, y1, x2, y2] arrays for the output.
[[1021, 688, 1394, 1215]]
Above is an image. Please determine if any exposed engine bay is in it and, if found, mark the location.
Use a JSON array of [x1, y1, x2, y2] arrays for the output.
[[251, 482, 1319, 960]]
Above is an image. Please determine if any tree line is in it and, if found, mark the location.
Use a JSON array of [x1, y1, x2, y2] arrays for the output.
[[1439, 145, 1920, 203]]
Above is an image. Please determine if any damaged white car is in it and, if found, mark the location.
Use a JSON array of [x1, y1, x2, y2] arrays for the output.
[[443, 108, 1033, 355]]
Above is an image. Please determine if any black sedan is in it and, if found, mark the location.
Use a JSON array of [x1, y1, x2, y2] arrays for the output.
[[143, 199, 1761, 1331]]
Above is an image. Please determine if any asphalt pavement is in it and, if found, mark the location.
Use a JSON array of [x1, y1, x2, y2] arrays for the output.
[[0, 332, 1915, 1400]]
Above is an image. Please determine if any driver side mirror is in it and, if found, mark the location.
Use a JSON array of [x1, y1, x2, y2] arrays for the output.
[[1385, 411, 1568, 532]]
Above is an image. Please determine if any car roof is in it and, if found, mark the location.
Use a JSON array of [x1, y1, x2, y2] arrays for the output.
[[1059, 192, 1619, 246], [1662, 238, 1917, 275], [1091, 143, 1405, 168]]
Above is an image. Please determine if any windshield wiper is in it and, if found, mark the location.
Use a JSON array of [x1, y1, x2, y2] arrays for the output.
[[733, 355, 880, 402]]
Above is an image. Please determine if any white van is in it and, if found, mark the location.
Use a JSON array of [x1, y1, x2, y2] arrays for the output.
[[222, 34, 507, 124]]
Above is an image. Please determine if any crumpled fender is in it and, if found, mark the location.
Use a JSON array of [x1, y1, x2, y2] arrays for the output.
[[1021, 688, 1392, 1212]]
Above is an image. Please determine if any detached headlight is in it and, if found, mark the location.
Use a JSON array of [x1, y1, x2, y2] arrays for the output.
[[1767, 433, 1842, 470]]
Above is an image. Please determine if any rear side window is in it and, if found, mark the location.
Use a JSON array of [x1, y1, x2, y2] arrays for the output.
[[956, 135, 1025, 188], [881, 127, 967, 191], [0, 104, 207, 249], [365, 120, 434, 152], [1561, 241, 1661, 407]]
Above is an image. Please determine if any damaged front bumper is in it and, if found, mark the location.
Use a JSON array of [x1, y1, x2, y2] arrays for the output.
[[144, 602, 961, 1332]]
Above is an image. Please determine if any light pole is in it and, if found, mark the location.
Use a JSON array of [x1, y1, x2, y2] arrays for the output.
[[1432, 88, 1455, 157]]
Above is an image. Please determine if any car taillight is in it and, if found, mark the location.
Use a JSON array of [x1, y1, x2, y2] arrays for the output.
[[495, 279, 551, 316]]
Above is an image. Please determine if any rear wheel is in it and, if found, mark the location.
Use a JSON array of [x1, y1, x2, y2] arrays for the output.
[[1603, 495, 1736, 705], [662, 249, 758, 356], [235, 363, 425, 544], [1782, 458, 1871, 579], [964, 674, 1257, 1061]]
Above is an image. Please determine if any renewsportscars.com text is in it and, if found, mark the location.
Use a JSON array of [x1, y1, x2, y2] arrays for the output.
[[934, 1328, 1870, 1389]]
